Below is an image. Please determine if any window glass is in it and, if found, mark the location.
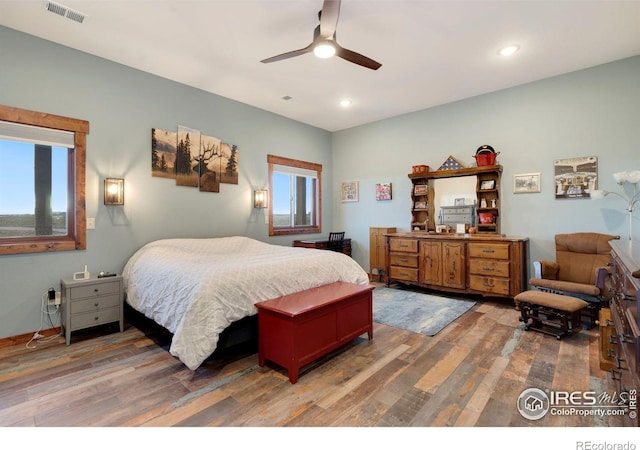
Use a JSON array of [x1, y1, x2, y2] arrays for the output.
[[0, 105, 88, 255], [267, 155, 321, 236], [0, 140, 68, 237]]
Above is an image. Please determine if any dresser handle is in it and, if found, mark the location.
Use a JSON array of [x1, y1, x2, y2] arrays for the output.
[[94, 302, 99, 307], [482, 267, 495, 271], [614, 356, 627, 370], [607, 348, 616, 357], [610, 368, 621, 381], [609, 335, 618, 344], [399, 258, 408, 262], [94, 316, 99, 321], [483, 282, 495, 287], [94, 288, 99, 293], [482, 249, 495, 253]]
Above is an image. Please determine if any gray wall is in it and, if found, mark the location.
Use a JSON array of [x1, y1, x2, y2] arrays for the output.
[[0, 26, 332, 338], [332, 56, 640, 272], [1, 24, 639, 340]]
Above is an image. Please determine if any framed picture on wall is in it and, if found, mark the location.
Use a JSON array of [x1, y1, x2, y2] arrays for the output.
[[513, 173, 541, 193], [341, 181, 359, 202], [553, 156, 597, 199], [376, 182, 392, 201]]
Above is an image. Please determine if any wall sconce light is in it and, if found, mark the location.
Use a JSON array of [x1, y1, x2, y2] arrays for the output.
[[254, 189, 268, 208], [104, 178, 124, 205]]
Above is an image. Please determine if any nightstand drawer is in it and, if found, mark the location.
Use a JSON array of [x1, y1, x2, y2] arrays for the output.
[[70, 281, 121, 300], [70, 307, 120, 329], [70, 294, 121, 314]]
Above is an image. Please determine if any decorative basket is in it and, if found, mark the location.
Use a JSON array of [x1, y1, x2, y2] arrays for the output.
[[412, 165, 429, 174]]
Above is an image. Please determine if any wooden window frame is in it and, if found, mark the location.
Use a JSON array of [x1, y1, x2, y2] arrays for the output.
[[0, 105, 89, 255], [268, 154, 322, 236]]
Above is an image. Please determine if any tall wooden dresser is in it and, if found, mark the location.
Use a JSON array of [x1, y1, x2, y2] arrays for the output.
[[369, 227, 396, 281], [608, 240, 639, 426]]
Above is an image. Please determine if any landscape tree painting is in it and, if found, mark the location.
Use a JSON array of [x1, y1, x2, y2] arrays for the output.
[[151, 128, 177, 179], [220, 142, 239, 185], [175, 125, 201, 187]]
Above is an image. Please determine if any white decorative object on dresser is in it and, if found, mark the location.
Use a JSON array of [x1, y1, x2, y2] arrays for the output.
[[60, 275, 124, 345]]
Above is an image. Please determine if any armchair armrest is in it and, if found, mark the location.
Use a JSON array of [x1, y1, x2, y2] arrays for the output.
[[532, 260, 560, 280]]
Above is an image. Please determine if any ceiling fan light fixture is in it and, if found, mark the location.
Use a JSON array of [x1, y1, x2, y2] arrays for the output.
[[314, 41, 336, 59], [498, 45, 520, 57]]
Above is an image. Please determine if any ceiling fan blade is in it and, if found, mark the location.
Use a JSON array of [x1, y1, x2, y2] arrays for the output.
[[260, 43, 314, 64], [319, 0, 341, 38], [335, 45, 382, 70]]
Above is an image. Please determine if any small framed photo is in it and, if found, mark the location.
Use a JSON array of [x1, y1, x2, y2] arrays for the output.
[[514, 173, 541, 194], [414, 184, 428, 195], [414, 201, 427, 210], [454, 198, 465, 206], [376, 182, 392, 201], [341, 181, 359, 202], [480, 179, 496, 190]]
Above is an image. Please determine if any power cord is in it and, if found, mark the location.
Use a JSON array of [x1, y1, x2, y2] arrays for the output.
[[26, 290, 62, 349]]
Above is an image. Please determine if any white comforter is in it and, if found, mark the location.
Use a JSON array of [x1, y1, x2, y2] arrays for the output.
[[122, 236, 370, 369]]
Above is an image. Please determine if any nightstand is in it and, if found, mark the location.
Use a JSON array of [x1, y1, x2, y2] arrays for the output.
[[60, 275, 124, 346]]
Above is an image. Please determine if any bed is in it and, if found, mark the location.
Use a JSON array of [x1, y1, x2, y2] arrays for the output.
[[122, 236, 370, 370]]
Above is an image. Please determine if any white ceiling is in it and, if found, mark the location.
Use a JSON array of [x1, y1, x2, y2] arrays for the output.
[[1, 0, 639, 132]]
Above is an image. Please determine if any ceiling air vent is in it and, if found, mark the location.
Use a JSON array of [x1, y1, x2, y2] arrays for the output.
[[45, 1, 87, 24]]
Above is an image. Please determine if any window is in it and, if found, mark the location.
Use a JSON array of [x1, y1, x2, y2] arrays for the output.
[[0, 105, 89, 255], [268, 154, 321, 236]]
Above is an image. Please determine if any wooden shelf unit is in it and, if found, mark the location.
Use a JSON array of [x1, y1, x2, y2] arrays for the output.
[[409, 165, 502, 233]]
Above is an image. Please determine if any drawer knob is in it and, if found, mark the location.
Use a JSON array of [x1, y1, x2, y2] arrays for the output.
[[94, 288, 99, 293], [94, 302, 99, 307], [94, 316, 99, 321]]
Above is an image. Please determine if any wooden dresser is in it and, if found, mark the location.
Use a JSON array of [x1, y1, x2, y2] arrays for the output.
[[386, 232, 528, 298], [369, 227, 396, 281], [608, 240, 640, 426]]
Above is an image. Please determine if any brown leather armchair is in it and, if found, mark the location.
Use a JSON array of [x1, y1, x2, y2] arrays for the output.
[[529, 232, 619, 325]]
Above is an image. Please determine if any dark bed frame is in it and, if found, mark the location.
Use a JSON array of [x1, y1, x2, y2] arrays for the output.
[[123, 302, 258, 364]]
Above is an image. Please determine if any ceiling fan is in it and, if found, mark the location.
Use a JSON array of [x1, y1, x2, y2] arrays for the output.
[[260, 0, 382, 71]]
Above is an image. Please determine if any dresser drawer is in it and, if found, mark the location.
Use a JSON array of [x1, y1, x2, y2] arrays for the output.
[[70, 294, 121, 315], [469, 259, 510, 277], [389, 253, 418, 268], [70, 307, 120, 330], [69, 281, 121, 300], [468, 243, 510, 260], [389, 266, 418, 282], [389, 238, 418, 253], [469, 275, 510, 295]]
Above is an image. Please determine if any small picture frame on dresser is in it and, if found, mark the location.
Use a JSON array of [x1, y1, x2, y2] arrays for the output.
[[454, 198, 465, 206]]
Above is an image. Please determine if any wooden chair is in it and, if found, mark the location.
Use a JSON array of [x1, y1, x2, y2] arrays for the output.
[[327, 232, 346, 253]]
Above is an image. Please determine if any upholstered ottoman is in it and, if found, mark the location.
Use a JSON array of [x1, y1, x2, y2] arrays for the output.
[[514, 290, 588, 339]]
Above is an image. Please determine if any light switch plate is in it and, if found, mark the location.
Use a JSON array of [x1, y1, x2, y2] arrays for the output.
[[86, 217, 95, 229]]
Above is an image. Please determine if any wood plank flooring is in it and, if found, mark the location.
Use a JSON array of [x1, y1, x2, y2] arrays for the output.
[[0, 283, 634, 441]]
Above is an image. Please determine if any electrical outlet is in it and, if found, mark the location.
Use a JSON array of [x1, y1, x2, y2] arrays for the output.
[[86, 217, 95, 229], [47, 292, 62, 306]]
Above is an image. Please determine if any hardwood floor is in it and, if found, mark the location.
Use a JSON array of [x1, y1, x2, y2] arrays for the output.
[[0, 283, 634, 442]]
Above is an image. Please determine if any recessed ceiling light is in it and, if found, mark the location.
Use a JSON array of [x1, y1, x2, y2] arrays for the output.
[[498, 45, 520, 57], [339, 99, 352, 107]]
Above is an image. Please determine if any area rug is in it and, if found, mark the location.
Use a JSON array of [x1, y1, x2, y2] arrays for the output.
[[372, 287, 476, 336]]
